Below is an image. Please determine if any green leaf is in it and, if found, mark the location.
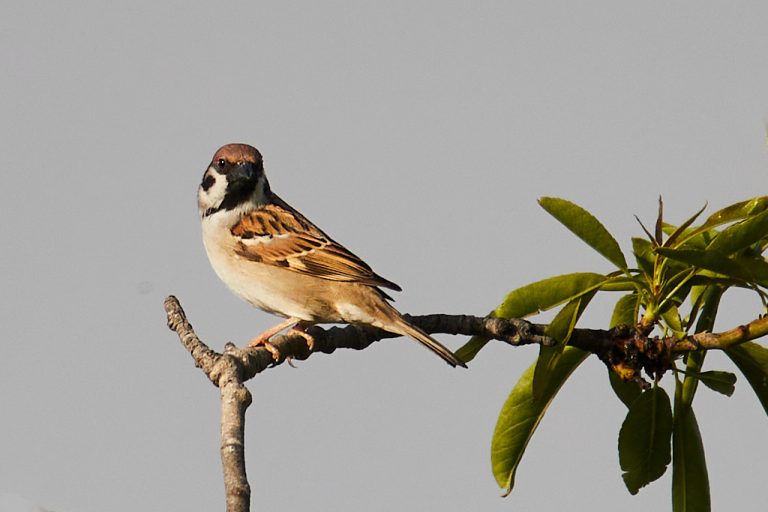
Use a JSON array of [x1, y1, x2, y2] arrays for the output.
[[659, 268, 697, 309], [539, 197, 628, 270], [655, 196, 665, 246], [607, 293, 644, 407], [706, 208, 768, 255], [661, 222, 710, 249], [677, 287, 721, 408], [672, 328, 712, 512], [693, 286, 722, 335], [672, 405, 710, 512], [618, 386, 673, 495], [494, 272, 607, 320], [635, 215, 658, 246], [660, 305, 684, 338], [697, 371, 737, 397], [533, 292, 595, 398], [726, 342, 768, 414], [455, 272, 606, 363], [609, 370, 643, 408], [492, 347, 588, 495], [673, 196, 768, 247], [632, 237, 655, 276], [685, 285, 709, 332], [611, 293, 639, 329], [455, 335, 489, 364], [596, 275, 645, 292], [664, 203, 708, 249], [655, 248, 768, 287], [702, 196, 768, 228]]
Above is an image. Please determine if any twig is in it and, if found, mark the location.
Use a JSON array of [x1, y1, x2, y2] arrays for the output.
[[163, 294, 767, 510], [165, 296, 251, 512]]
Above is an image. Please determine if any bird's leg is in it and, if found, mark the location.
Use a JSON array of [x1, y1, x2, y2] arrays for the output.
[[247, 317, 304, 360], [288, 321, 315, 351]]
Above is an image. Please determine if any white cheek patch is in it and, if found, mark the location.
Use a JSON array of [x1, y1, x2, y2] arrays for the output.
[[198, 169, 229, 210]]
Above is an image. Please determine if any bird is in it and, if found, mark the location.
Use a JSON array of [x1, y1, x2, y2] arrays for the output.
[[197, 143, 466, 367]]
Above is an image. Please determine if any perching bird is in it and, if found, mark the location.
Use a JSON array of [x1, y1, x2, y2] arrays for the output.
[[197, 144, 465, 367]]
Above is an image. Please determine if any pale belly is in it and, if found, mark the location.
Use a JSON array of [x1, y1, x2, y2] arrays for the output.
[[203, 239, 344, 322], [200, 214, 388, 327]]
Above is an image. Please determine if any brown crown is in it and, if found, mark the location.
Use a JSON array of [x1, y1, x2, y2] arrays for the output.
[[211, 143, 263, 164]]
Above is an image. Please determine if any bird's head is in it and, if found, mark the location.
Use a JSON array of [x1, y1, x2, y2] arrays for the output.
[[198, 143, 270, 217]]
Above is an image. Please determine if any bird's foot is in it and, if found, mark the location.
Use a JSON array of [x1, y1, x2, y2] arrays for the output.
[[247, 336, 281, 361], [246, 317, 314, 361], [290, 323, 315, 351]]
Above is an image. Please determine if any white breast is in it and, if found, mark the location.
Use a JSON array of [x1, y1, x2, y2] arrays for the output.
[[201, 211, 323, 321]]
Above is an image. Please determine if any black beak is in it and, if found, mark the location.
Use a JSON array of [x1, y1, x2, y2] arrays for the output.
[[231, 161, 258, 182]]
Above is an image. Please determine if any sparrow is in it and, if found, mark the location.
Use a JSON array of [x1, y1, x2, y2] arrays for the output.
[[197, 143, 465, 367]]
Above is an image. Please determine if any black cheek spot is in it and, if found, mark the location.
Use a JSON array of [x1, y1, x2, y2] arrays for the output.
[[201, 174, 216, 191]]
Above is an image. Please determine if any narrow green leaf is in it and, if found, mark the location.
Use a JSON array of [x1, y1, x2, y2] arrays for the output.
[[635, 215, 658, 246], [545, 297, 588, 344], [618, 386, 673, 495], [693, 286, 722, 335], [539, 197, 628, 270], [492, 347, 588, 494], [455, 335, 490, 363], [670, 228, 719, 249], [678, 286, 722, 407], [685, 285, 709, 333], [659, 267, 697, 308], [656, 248, 768, 287], [670, 284, 717, 510], [726, 342, 768, 414], [609, 370, 643, 408], [706, 208, 768, 255], [533, 292, 596, 398], [663, 203, 708, 249], [672, 402, 710, 512], [611, 293, 639, 329], [655, 196, 664, 245], [632, 237, 655, 276], [533, 304, 578, 399]]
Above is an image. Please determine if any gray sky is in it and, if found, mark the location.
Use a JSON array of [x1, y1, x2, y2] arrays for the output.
[[1, 1, 766, 511]]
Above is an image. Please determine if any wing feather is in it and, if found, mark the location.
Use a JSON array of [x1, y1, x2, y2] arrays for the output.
[[230, 197, 402, 291]]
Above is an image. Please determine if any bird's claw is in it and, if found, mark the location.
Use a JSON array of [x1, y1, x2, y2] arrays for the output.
[[247, 337, 281, 362]]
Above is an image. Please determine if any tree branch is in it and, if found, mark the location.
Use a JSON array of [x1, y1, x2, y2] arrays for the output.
[[163, 294, 553, 511], [669, 314, 768, 351], [165, 296, 252, 512], [163, 296, 552, 381], [163, 295, 767, 510]]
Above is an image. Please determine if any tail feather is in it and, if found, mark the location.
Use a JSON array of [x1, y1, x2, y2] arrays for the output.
[[391, 318, 467, 368]]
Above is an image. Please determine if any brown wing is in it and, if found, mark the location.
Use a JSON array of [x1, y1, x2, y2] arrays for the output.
[[230, 196, 402, 291]]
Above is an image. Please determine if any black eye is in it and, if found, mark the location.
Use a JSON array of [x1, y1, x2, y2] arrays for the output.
[[217, 158, 226, 170]]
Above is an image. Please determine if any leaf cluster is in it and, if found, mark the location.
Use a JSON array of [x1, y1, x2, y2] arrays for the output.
[[458, 196, 768, 509]]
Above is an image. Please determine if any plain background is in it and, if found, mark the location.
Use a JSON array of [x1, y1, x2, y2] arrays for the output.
[[1, 2, 766, 511]]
